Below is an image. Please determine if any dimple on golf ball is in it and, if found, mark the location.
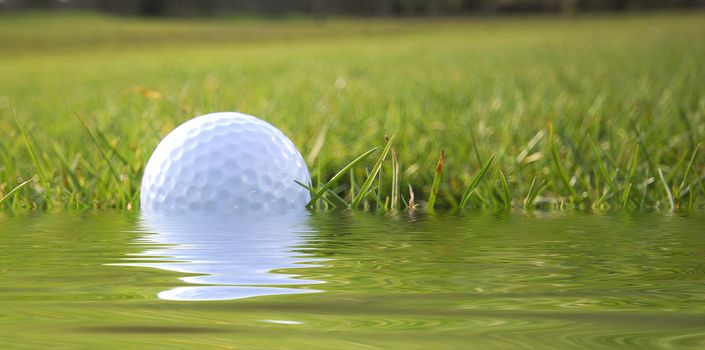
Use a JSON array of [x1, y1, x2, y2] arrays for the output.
[[140, 112, 311, 214]]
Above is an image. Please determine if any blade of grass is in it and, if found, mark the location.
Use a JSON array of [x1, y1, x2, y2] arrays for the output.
[[621, 182, 632, 209], [630, 120, 656, 176], [95, 128, 129, 166], [427, 148, 445, 210], [459, 153, 495, 208], [498, 169, 511, 209], [549, 130, 578, 201], [15, 114, 48, 185], [0, 179, 32, 206], [657, 166, 675, 210], [296, 180, 344, 208], [524, 176, 547, 209], [305, 147, 377, 208], [375, 162, 383, 209], [315, 163, 322, 208], [516, 129, 545, 164], [677, 143, 701, 197], [390, 137, 400, 210], [469, 127, 483, 167], [624, 144, 640, 206], [349, 167, 356, 201], [408, 183, 416, 209], [352, 135, 395, 208], [588, 134, 618, 194], [524, 176, 538, 209], [294, 179, 316, 199], [76, 113, 122, 183]]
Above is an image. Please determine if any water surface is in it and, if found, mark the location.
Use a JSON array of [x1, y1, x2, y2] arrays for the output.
[[1, 211, 704, 349]]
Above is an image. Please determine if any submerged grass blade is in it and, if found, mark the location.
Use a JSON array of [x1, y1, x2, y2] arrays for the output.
[[305, 147, 377, 208], [459, 154, 495, 208], [427, 148, 445, 210], [352, 135, 395, 208]]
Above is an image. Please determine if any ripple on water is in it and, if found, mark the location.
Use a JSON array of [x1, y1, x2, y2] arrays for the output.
[[1, 211, 705, 349]]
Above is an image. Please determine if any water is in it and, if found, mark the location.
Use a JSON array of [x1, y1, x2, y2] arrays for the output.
[[1, 211, 704, 349]]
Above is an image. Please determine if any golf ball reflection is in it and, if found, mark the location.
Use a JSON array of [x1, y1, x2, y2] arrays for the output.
[[124, 213, 324, 301]]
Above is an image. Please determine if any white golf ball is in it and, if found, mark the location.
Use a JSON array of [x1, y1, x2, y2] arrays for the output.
[[140, 112, 311, 214]]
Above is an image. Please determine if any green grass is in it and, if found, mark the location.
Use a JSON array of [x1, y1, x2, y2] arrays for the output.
[[1, 12, 704, 211]]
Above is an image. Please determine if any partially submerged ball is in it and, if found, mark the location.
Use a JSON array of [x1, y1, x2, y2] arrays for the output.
[[140, 112, 311, 214]]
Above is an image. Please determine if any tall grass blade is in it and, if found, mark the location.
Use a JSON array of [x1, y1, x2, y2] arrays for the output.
[[524, 176, 547, 209], [524, 176, 538, 209], [294, 180, 316, 198], [95, 129, 129, 166], [76, 114, 122, 183], [622, 144, 640, 206], [349, 169, 356, 200], [621, 182, 632, 209], [630, 120, 656, 175], [427, 148, 445, 210], [469, 127, 483, 167], [516, 129, 545, 163], [52, 146, 83, 195], [498, 169, 511, 208], [627, 144, 640, 184], [549, 131, 578, 201], [352, 135, 395, 208], [375, 164, 383, 209], [0, 179, 32, 206], [657, 166, 675, 210], [15, 115, 48, 185], [390, 139, 400, 210], [305, 147, 377, 208], [459, 153, 495, 208], [677, 143, 701, 197], [296, 180, 346, 208], [588, 134, 618, 194]]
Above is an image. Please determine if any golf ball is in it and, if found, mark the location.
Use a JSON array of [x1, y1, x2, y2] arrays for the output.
[[140, 112, 311, 214]]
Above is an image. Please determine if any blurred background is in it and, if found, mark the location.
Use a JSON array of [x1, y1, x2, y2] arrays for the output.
[[2, 0, 705, 16]]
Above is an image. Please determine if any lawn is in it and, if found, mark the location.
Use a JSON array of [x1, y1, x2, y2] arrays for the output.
[[1, 11, 704, 210]]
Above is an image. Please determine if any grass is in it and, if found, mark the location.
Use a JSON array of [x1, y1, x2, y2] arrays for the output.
[[0, 11, 704, 211]]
